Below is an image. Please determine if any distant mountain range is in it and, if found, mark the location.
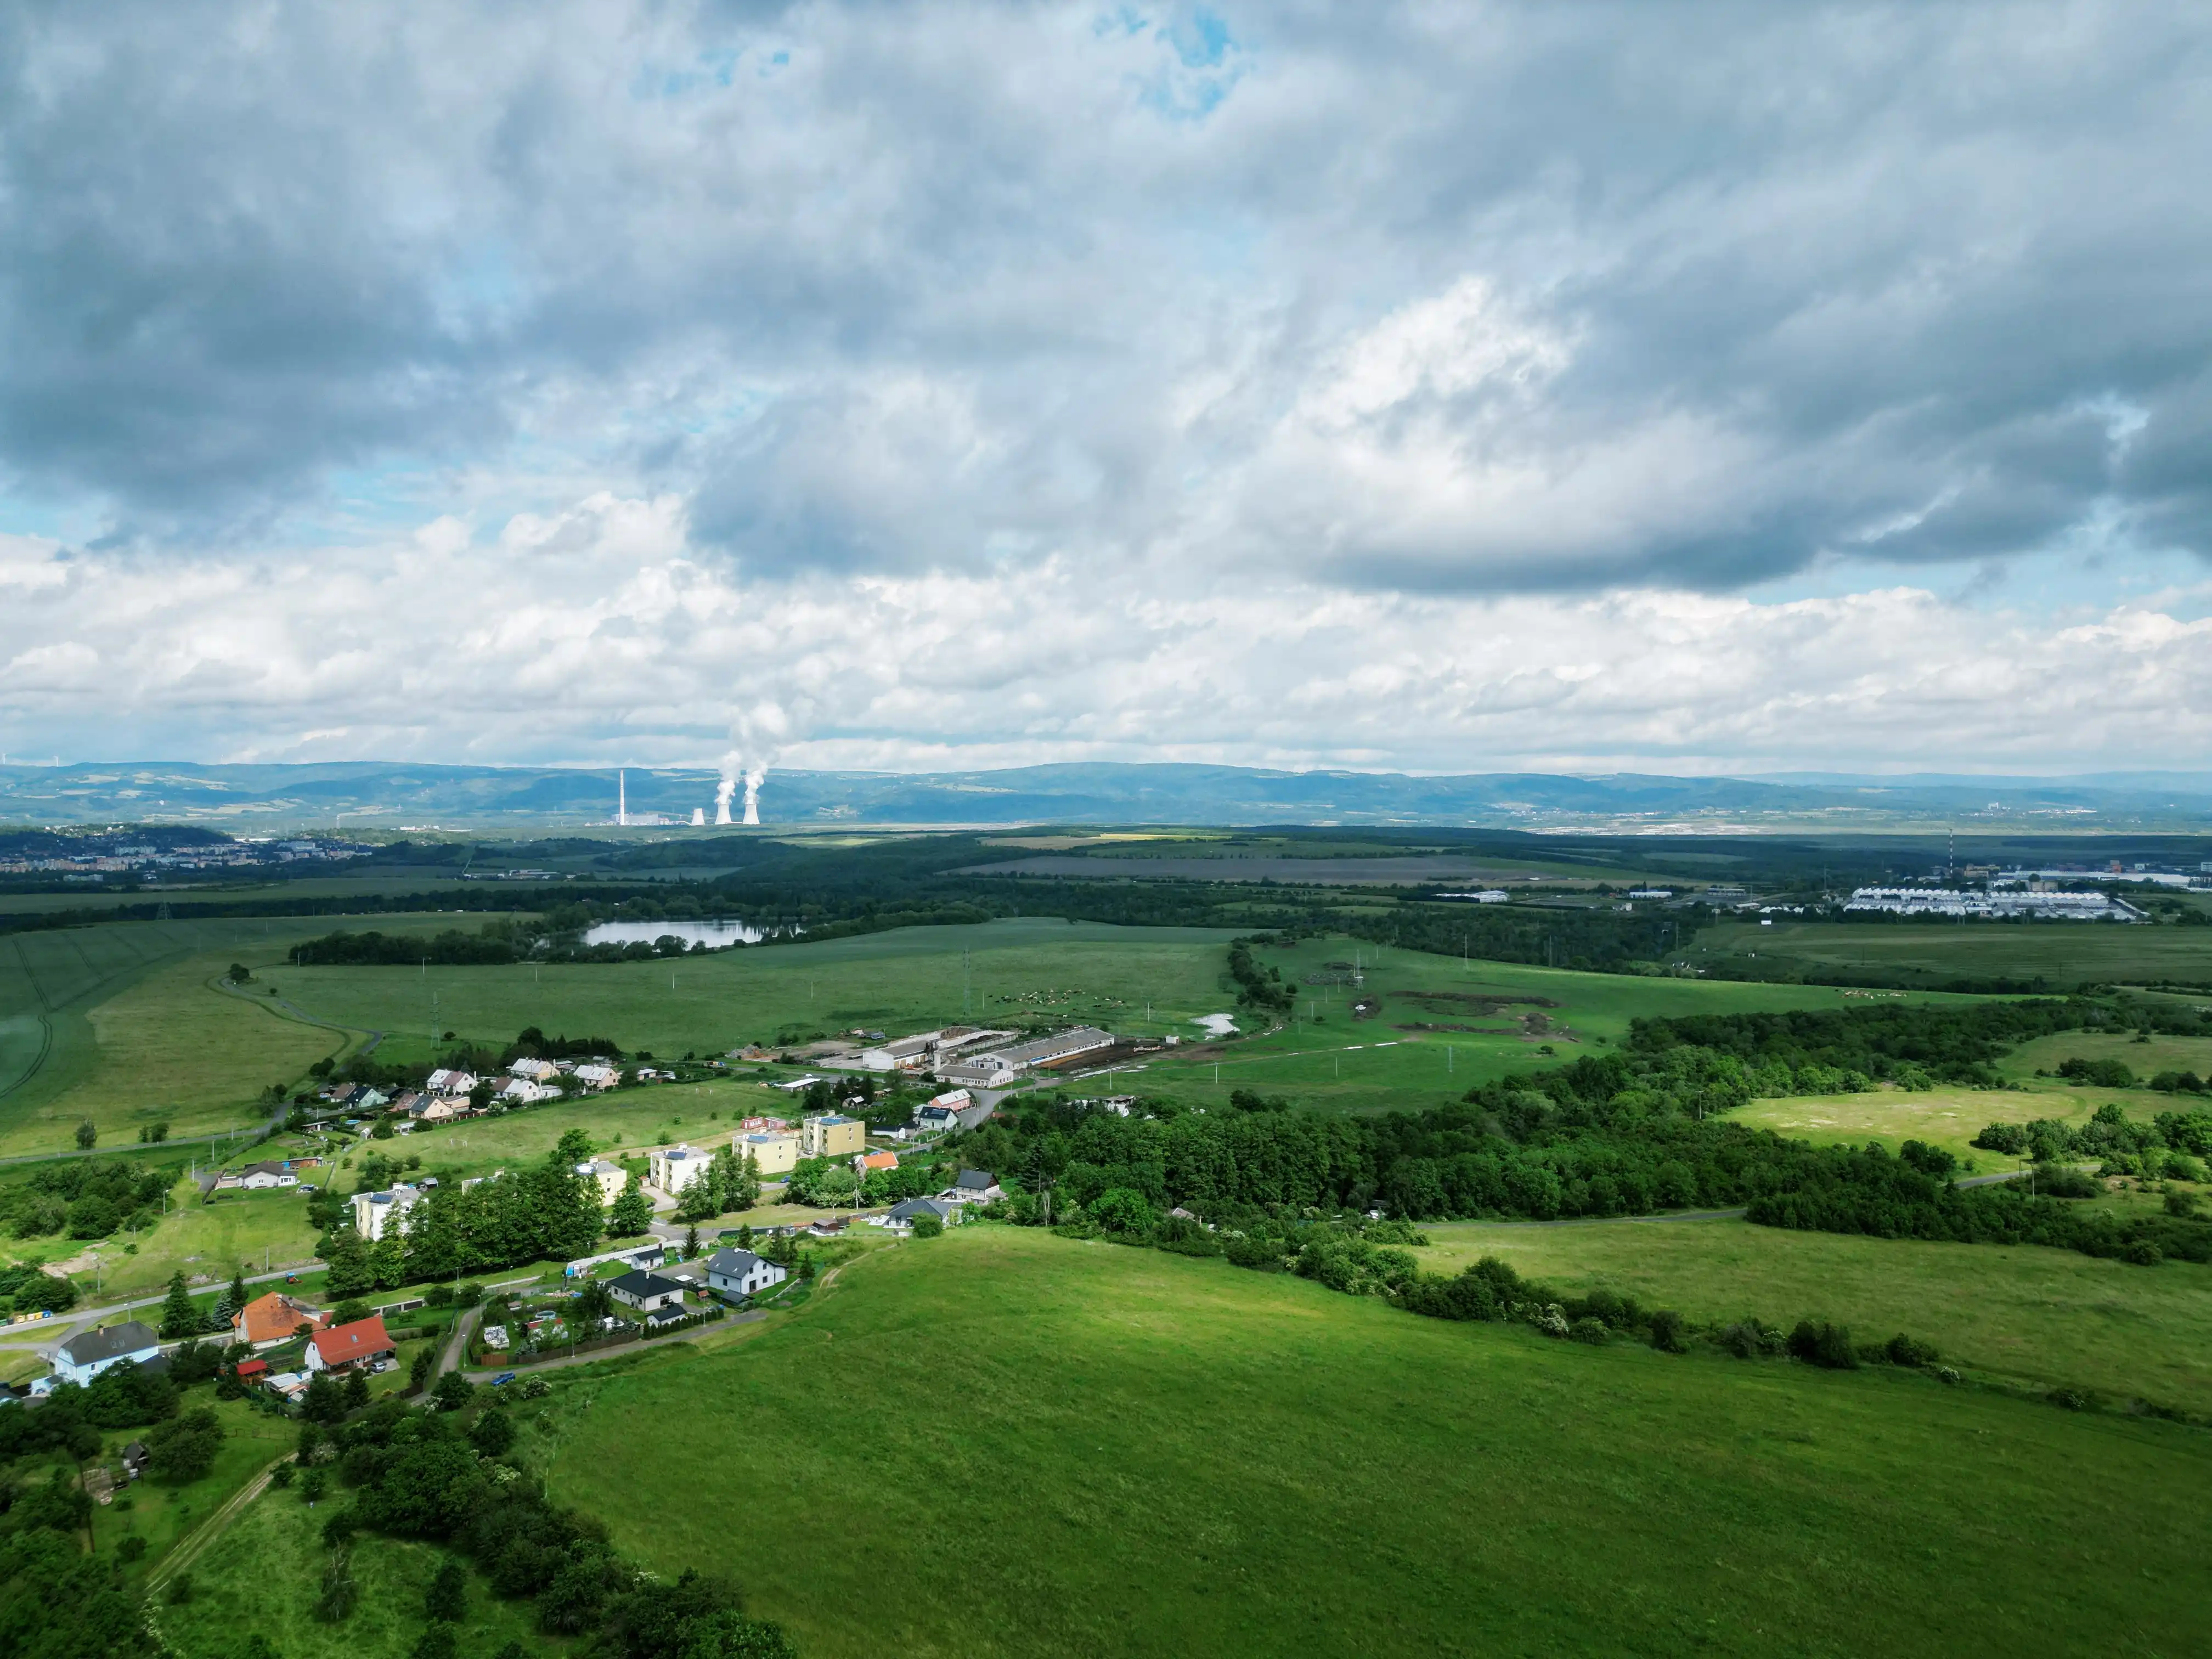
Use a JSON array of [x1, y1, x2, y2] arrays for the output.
[[0, 760, 2208, 832]]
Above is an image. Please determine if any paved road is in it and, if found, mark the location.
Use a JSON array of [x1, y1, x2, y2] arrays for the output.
[[0, 1260, 324, 1355]]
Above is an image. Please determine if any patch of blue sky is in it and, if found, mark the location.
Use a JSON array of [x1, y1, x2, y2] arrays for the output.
[[1111, 7, 1245, 122], [630, 44, 790, 103], [1745, 542, 2212, 623], [0, 492, 80, 545]]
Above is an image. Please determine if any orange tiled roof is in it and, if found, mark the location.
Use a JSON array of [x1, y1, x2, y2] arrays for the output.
[[310, 1314, 395, 1367], [234, 1292, 326, 1346]]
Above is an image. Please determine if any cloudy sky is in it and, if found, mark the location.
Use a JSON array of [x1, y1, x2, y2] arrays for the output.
[[1, 1, 2207, 777]]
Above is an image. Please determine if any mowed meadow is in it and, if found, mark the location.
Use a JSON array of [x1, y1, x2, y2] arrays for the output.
[[541, 1227, 2212, 1659], [0, 917, 357, 1156], [1409, 1215, 2212, 1413], [1692, 917, 2212, 989]]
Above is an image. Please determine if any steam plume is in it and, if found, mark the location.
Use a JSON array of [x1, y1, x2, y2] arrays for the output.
[[714, 767, 737, 825], [743, 766, 765, 825]]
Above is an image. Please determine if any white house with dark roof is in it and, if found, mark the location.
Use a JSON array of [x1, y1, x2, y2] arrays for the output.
[[706, 1248, 786, 1300], [872, 1197, 960, 1234], [941, 1169, 1003, 1204], [51, 1321, 161, 1386], [607, 1269, 689, 1313]]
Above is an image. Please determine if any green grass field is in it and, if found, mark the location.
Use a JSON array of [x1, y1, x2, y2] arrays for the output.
[[0, 918, 398, 1156], [159, 1473, 555, 1658], [2001, 1027, 2212, 1083], [1122, 936, 1982, 1113], [1692, 918, 2212, 989], [1731, 1086, 2123, 1166], [22, 1184, 326, 1302], [275, 918, 1243, 1060], [1408, 1216, 2212, 1413], [535, 1227, 2212, 1658]]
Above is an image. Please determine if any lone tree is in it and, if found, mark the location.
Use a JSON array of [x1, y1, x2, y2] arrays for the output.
[[425, 1559, 467, 1623], [226, 963, 253, 985], [159, 1271, 202, 1339], [75, 1120, 96, 1150], [608, 1174, 653, 1238]]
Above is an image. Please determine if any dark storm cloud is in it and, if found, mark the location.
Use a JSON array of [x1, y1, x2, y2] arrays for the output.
[[0, 1, 2207, 585]]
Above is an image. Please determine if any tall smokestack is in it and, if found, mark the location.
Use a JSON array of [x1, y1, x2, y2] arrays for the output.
[[742, 766, 765, 826], [714, 775, 735, 825], [618, 768, 628, 827]]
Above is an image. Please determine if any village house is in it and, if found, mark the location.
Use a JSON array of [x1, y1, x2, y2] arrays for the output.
[[49, 1321, 160, 1387], [873, 1197, 960, 1234], [426, 1068, 477, 1094], [648, 1144, 712, 1192], [225, 1159, 302, 1190], [349, 1183, 424, 1242], [800, 1113, 866, 1158], [306, 1314, 396, 1373], [941, 1169, 1003, 1204], [854, 1149, 899, 1177], [496, 1076, 561, 1104], [577, 1159, 628, 1204], [736, 1130, 800, 1176], [572, 1062, 620, 1088], [510, 1057, 561, 1081], [233, 1291, 327, 1351], [708, 1256, 796, 1309], [607, 1269, 689, 1313]]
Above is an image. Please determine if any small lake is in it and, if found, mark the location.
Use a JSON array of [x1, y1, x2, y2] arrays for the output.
[[582, 919, 767, 949]]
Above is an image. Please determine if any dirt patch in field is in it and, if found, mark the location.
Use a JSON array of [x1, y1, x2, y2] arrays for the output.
[[1400, 990, 1562, 1014], [1351, 996, 1383, 1020]]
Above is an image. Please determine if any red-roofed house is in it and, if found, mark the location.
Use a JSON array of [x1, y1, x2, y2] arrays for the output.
[[235, 1357, 269, 1380], [854, 1150, 899, 1174], [233, 1292, 328, 1351], [306, 1314, 396, 1373]]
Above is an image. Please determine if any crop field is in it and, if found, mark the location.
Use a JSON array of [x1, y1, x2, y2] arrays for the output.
[[1408, 1216, 2212, 1413], [1120, 936, 1979, 1113], [538, 1227, 2212, 1658], [0, 911, 582, 1158], [1690, 918, 2212, 988], [0, 947, 349, 1159]]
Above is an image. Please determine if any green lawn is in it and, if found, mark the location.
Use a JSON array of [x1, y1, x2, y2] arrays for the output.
[[1408, 1215, 2212, 1413], [538, 1227, 2212, 1658], [159, 1473, 558, 1659], [8, 1183, 326, 1304], [1691, 918, 2212, 989], [1124, 936, 1983, 1113], [1731, 1085, 2128, 1166], [2001, 1026, 2212, 1084], [275, 918, 1245, 1063]]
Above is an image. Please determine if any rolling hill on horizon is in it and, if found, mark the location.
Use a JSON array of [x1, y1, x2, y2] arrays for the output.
[[0, 760, 2208, 832]]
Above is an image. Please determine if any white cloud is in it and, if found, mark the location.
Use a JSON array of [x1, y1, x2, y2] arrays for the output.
[[0, 5, 2205, 769], [0, 499, 2203, 773]]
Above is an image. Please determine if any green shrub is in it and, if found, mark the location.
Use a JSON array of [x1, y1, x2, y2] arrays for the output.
[[1567, 1317, 1609, 1345], [1883, 1333, 1939, 1368], [1786, 1320, 1858, 1370], [1647, 1310, 1688, 1353]]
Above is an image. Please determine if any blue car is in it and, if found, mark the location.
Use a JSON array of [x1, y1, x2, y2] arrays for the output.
[[491, 1372, 516, 1386]]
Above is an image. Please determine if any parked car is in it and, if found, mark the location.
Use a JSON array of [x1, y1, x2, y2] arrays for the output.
[[491, 1371, 516, 1386]]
